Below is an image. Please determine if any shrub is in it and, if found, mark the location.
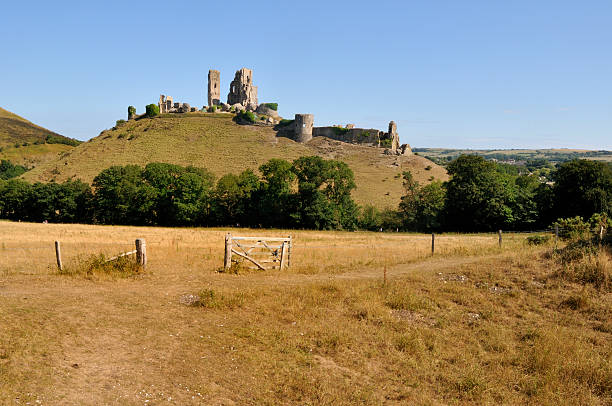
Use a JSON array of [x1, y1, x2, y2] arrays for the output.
[[127, 105, 136, 119], [553, 216, 591, 240], [45, 134, 81, 146], [116, 119, 126, 127], [236, 110, 256, 124], [262, 103, 278, 111], [145, 103, 160, 118], [208, 105, 217, 113], [526, 235, 550, 245], [278, 119, 294, 127], [332, 127, 350, 136], [425, 165, 432, 171], [60, 254, 143, 279], [0, 160, 28, 180], [380, 138, 392, 148]]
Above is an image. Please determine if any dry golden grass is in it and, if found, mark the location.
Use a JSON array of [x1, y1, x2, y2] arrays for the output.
[[21, 113, 448, 208], [1, 221, 610, 405]]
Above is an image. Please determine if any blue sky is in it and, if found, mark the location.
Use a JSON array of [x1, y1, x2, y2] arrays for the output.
[[1, 0, 611, 149]]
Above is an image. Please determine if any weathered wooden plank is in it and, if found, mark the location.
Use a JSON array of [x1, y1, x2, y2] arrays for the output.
[[231, 237, 291, 242], [231, 248, 265, 270], [135, 239, 147, 268], [55, 241, 63, 271], [105, 250, 137, 263], [224, 233, 232, 270], [280, 241, 288, 270]]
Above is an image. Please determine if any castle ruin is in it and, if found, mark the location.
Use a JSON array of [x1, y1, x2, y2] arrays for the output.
[[293, 114, 314, 143], [148, 66, 410, 155], [208, 70, 220, 106], [227, 68, 258, 110], [158, 95, 195, 113]]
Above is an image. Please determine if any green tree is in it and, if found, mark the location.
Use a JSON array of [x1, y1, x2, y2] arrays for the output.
[[553, 159, 612, 219], [258, 159, 296, 227], [444, 155, 516, 231], [398, 172, 445, 231], [92, 165, 146, 224], [212, 170, 259, 226], [291, 156, 358, 230], [0, 160, 27, 180], [145, 103, 160, 118]]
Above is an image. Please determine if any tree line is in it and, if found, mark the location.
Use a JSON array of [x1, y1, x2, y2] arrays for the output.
[[0, 155, 610, 231]]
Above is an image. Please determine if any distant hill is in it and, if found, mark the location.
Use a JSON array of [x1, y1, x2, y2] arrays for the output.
[[0, 107, 81, 167], [414, 147, 612, 164], [24, 113, 448, 209]]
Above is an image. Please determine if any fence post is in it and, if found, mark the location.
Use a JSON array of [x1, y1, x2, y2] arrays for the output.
[[554, 225, 559, 249], [287, 235, 292, 268], [135, 239, 147, 269], [280, 241, 288, 270], [55, 241, 63, 271], [431, 233, 435, 255], [498, 230, 502, 248], [224, 233, 232, 270]]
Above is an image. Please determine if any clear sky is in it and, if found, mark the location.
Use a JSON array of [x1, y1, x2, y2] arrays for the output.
[[1, 0, 611, 149]]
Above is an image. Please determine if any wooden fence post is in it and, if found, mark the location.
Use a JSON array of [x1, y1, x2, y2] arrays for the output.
[[280, 241, 288, 270], [55, 241, 63, 271], [287, 235, 292, 268], [498, 230, 502, 248], [224, 233, 232, 270], [554, 225, 559, 249], [135, 239, 146, 269], [431, 233, 435, 255]]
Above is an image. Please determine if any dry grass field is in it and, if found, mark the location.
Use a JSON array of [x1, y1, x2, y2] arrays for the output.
[[1, 221, 611, 405]]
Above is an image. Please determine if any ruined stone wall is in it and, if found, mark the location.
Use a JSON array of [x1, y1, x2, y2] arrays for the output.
[[312, 127, 382, 145], [227, 68, 258, 109], [208, 70, 220, 106]]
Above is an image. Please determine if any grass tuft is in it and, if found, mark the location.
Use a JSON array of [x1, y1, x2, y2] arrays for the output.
[[59, 253, 143, 279], [191, 288, 245, 309]]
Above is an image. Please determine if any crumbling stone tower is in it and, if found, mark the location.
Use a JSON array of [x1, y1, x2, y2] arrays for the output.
[[388, 121, 400, 152], [159, 95, 173, 114], [208, 70, 220, 106], [227, 68, 258, 109], [294, 114, 314, 143]]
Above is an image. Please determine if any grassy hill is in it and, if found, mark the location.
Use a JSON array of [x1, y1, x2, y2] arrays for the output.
[[23, 112, 448, 208], [0, 107, 80, 167]]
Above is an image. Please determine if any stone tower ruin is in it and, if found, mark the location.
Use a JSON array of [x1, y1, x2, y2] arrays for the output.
[[159, 95, 173, 114], [388, 121, 400, 152], [293, 114, 314, 143], [208, 70, 220, 106], [227, 68, 258, 110]]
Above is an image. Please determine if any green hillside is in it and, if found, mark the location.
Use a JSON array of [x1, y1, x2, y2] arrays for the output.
[[24, 112, 448, 208], [0, 107, 80, 167], [0, 107, 79, 147]]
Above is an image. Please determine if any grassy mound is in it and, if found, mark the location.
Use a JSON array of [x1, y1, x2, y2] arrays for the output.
[[23, 113, 448, 208]]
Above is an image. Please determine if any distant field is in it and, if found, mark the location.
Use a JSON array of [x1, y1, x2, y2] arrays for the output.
[[23, 113, 448, 209], [414, 147, 612, 163], [1, 222, 610, 405]]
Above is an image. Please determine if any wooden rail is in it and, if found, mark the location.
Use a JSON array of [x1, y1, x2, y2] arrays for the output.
[[54, 239, 146, 270], [224, 233, 291, 271]]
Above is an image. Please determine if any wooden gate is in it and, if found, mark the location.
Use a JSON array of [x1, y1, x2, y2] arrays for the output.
[[223, 233, 292, 270]]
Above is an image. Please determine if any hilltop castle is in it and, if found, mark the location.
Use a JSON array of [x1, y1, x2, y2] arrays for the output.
[[147, 67, 410, 155]]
